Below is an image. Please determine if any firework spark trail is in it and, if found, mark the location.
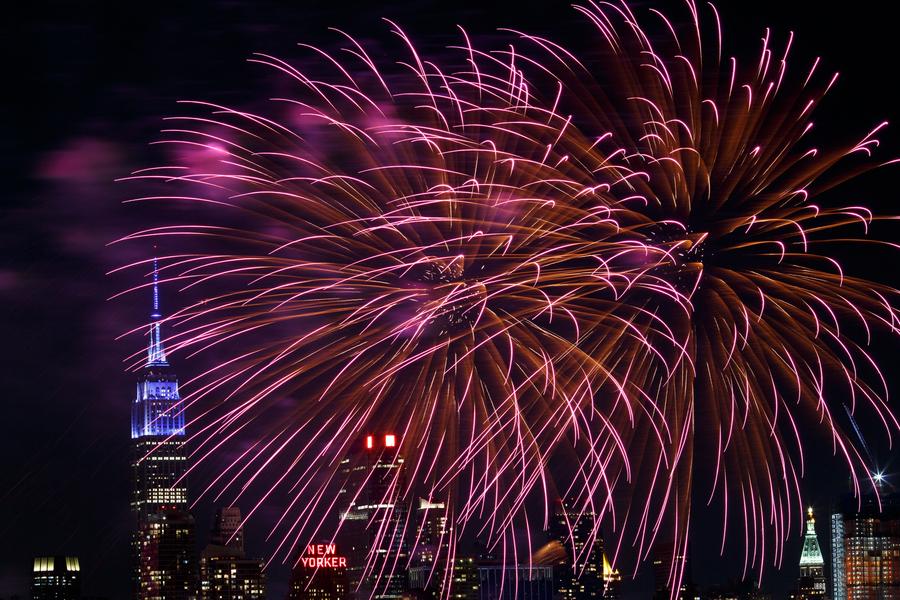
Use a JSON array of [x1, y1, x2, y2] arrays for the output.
[[115, 17, 679, 596], [114, 2, 898, 596], [494, 0, 900, 590]]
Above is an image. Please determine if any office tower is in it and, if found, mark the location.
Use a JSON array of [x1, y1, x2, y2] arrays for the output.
[[790, 508, 826, 599], [131, 261, 188, 518], [832, 487, 900, 600], [200, 507, 266, 600], [412, 499, 450, 568], [132, 260, 197, 599], [551, 504, 603, 600], [832, 513, 846, 600], [408, 498, 479, 600], [138, 509, 200, 600], [288, 543, 350, 600], [338, 433, 408, 599], [31, 557, 81, 600], [477, 564, 554, 600]]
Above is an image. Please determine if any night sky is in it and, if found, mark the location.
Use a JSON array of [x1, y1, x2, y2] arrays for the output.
[[2, 1, 897, 598]]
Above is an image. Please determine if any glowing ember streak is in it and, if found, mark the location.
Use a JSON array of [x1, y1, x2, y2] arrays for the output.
[[115, 2, 898, 596]]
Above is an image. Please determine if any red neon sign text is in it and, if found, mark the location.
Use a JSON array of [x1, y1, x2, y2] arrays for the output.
[[301, 544, 347, 569]]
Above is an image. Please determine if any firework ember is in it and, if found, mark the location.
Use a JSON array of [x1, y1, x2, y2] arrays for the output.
[[114, 1, 898, 595]]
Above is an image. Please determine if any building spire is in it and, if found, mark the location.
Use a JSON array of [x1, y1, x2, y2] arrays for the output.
[[799, 507, 824, 568], [147, 256, 168, 367]]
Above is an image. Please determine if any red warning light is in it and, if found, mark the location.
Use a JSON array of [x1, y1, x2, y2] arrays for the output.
[[366, 435, 374, 449], [385, 434, 396, 447]]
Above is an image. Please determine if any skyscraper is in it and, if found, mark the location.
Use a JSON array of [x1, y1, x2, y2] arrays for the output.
[[832, 512, 846, 600], [200, 507, 266, 600], [551, 503, 603, 600], [31, 557, 80, 600], [138, 510, 200, 600], [337, 433, 408, 599], [411, 498, 450, 569], [132, 259, 197, 599], [790, 508, 826, 599], [131, 260, 187, 519], [407, 497, 479, 600], [831, 486, 900, 600]]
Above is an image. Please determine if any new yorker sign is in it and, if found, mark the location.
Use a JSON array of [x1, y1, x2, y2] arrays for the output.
[[300, 544, 348, 568]]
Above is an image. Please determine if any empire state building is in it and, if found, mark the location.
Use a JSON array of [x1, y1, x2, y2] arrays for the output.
[[131, 259, 188, 518], [132, 259, 198, 599]]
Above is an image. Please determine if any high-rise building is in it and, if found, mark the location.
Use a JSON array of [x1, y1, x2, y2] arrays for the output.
[[790, 508, 826, 599], [832, 485, 900, 600], [338, 433, 408, 599], [551, 504, 603, 600], [31, 557, 80, 600], [832, 512, 846, 600], [412, 499, 450, 569], [408, 498, 478, 600], [288, 543, 350, 600], [132, 260, 197, 599], [200, 507, 266, 600], [137, 509, 199, 600], [131, 260, 187, 519]]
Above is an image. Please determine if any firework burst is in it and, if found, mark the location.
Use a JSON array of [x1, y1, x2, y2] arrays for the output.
[[115, 1, 898, 595], [496, 0, 900, 588]]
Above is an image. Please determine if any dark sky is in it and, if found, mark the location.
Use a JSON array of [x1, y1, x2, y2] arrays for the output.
[[2, 1, 897, 599]]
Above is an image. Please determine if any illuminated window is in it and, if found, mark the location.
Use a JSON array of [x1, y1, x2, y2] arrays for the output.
[[385, 434, 396, 447]]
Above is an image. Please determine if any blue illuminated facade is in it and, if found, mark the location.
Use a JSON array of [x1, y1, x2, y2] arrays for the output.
[[131, 258, 189, 519], [131, 375, 184, 439], [132, 259, 183, 439]]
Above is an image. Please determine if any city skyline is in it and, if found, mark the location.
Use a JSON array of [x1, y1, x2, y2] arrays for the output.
[[3, 1, 898, 599]]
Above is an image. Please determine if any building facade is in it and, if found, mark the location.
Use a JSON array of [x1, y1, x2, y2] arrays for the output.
[[338, 433, 408, 599], [31, 557, 80, 600], [137, 509, 199, 600], [551, 504, 603, 600], [407, 498, 479, 600], [288, 544, 350, 600], [832, 512, 847, 600], [200, 507, 266, 599], [199, 556, 265, 600], [832, 490, 900, 600], [477, 565, 554, 600]]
